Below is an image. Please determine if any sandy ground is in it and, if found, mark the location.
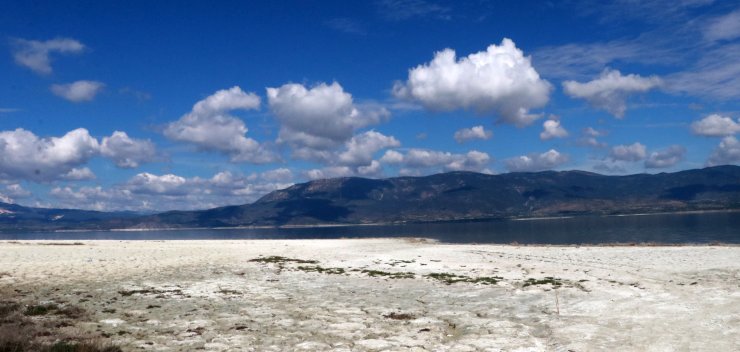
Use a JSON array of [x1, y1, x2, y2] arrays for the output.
[[1, 239, 738, 351]]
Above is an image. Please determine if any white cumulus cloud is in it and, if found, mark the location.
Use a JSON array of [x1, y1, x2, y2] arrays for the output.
[[337, 131, 400, 167], [267, 82, 389, 160], [393, 38, 552, 126], [540, 118, 568, 140], [0, 128, 99, 182], [707, 136, 740, 166], [609, 142, 647, 162], [690, 114, 740, 137], [61, 167, 96, 181], [504, 149, 568, 172], [381, 148, 491, 173], [645, 145, 686, 168], [563, 69, 661, 118], [11, 37, 85, 75], [100, 131, 157, 168], [454, 126, 492, 143], [126, 173, 189, 196], [164, 86, 276, 163], [304, 166, 355, 180], [50, 80, 105, 103], [50, 169, 294, 211]]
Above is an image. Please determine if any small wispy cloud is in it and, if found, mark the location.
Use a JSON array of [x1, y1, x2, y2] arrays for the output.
[[11, 37, 85, 75], [377, 0, 451, 21], [324, 18, 366, 35], [50, 80, 105, 103]]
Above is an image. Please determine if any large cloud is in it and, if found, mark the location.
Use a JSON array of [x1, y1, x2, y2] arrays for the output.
[[302, 130, 400, 178], [504, 149, 568, 172], [11, 38, 85, 75], [0, 128, 99, 181], [454, 126, 492, 143], [164, 86, 276, 163], [645, 145, 686, 168], [563, 69, 661, 118], [393, 38, 552, 126], [50, 80, 105, 102], [100, 131, 157, 168], [267, 82, 389, 160], [706, 136, 740, 166], [0, 128, 160, 182], [690, 114, 740, 137], [609, 142, 647, 161]]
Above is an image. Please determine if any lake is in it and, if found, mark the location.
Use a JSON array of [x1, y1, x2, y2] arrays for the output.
[[0, 212, 738, 244]]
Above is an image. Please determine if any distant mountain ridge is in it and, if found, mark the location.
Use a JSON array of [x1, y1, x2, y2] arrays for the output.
[[2, 165, 739, 231], [138, 165, 740, 228]]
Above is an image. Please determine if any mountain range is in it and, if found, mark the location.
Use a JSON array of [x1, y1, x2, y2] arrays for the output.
[[2, 165, 737, 231]]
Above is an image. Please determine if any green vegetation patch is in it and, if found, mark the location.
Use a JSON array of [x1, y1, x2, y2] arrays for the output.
[[47, 341, 122, 352], [0, 301, 21, 317], [523, 277, 563, 287], [296, 266, 346, 275], [425, 272, 502, 285], [24, 303, 59, 316], [361, 270, 415, 279], [1, 299, 120, 352], [248, 256, 318, 264]]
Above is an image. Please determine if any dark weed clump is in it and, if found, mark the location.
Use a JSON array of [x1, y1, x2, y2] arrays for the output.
[[38, 242, 85, 246], [383, 312, 415, 320], [296, 266, 346, 275], [118, 288, 183, 297], [425, 272, 502, 285], [523, 277, 563, 287], [361, 270, 415, 279], [248, 256, 318, 264]]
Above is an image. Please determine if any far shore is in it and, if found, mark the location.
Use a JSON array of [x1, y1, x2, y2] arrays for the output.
[[35, 207, 738, 233]]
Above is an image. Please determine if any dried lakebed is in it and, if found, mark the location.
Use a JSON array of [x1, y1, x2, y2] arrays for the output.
[[1, 239, 738, 351]]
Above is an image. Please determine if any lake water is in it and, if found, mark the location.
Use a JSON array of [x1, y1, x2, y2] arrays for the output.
[[1, 212, 738, 244]]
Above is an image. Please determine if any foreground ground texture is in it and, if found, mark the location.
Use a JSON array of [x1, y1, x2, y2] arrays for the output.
[[1, 239, 738, 351]]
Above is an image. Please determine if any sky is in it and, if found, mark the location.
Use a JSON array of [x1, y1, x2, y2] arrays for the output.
[[1, 0, 739, 212]]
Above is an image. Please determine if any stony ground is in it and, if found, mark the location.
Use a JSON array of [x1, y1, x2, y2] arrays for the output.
[[1, 239, 738, 351]]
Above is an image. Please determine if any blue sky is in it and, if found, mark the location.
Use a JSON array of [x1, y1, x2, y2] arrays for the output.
[[1, 0, 739, 211]]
